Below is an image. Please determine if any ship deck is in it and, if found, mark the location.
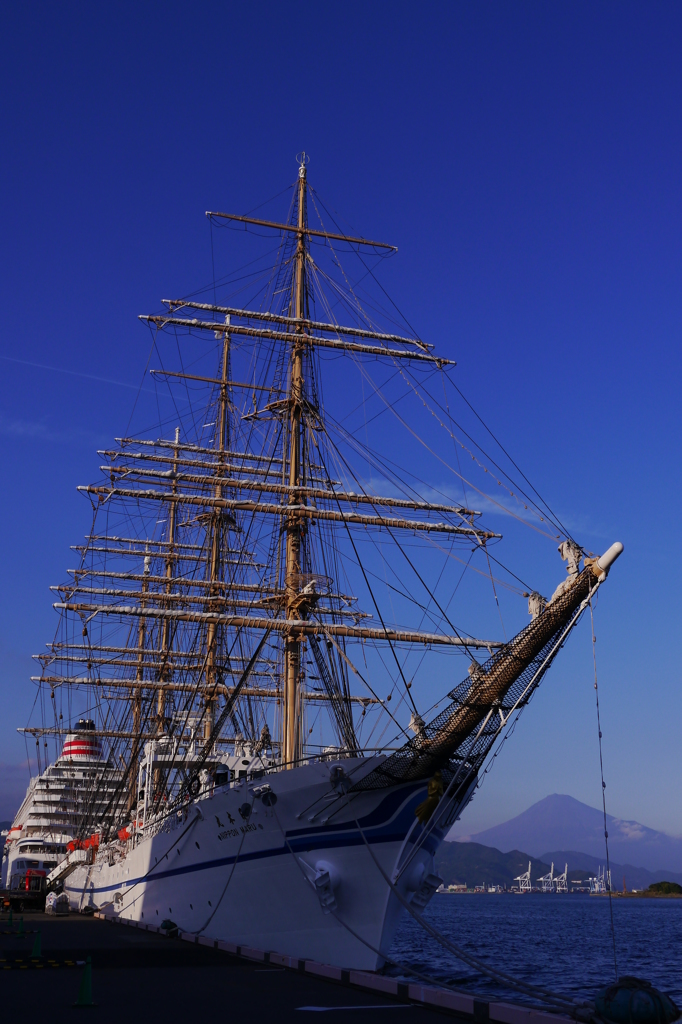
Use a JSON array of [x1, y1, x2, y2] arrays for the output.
[[0, 910, 568, 1024]]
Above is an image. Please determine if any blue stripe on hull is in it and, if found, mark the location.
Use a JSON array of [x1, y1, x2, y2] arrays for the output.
[[66, 784, 439, 897], [66, 829, 406, 895], [286, 783, 424, 838]]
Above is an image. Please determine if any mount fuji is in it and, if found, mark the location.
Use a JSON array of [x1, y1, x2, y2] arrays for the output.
[[453, 795, 682, 874]]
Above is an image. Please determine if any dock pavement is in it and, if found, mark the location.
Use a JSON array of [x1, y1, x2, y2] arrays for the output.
[[0, 911, 568, 1024]]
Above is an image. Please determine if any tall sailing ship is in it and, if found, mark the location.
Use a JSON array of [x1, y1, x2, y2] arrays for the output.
[[2, 157, 621, 967]]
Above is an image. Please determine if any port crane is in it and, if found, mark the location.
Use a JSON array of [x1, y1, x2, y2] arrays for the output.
[[514, 862, 532, 893], [537, 863, 555, 893], [588, 866, 611, 893], [554, 864, 568, 893]]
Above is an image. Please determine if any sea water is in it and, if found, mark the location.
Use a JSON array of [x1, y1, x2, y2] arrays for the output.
[[389, 894, 682, 1006]]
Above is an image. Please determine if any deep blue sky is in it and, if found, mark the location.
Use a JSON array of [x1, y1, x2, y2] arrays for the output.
[[0, 2, 680, 834]]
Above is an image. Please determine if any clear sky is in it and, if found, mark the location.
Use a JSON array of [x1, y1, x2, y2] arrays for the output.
[[0, 2, 680, 833]]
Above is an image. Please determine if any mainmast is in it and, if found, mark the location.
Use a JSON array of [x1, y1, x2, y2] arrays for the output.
[[204, 321, 231, 745], [283, 156, 307, 767]]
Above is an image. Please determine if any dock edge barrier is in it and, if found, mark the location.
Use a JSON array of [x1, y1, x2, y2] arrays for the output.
[[93, 910, 570, 1023]]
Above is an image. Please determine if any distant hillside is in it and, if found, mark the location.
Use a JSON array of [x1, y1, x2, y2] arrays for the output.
[[456, 795, 682, 874], [541, 850, 682, 892], [435, 842, 551, 888], [435, 841, 682, 891]]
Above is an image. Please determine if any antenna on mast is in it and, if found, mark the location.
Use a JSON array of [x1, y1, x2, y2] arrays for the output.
[[296, 151, 310, 178]]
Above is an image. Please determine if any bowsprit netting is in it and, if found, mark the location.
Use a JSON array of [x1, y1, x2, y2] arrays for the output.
[[353, 560, 604, 791]]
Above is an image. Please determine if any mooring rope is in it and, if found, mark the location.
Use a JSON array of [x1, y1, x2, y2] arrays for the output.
[[269, 805, 579, 1016], [589, 597, 619, 981], [272, 798, 593, 1017], [196, 791, 256, 935], [342, 794, 589, 1013], [114, 809, 202, 915]]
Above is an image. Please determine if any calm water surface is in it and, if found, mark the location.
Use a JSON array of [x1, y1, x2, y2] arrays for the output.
[[389, 894, 682, 1006]]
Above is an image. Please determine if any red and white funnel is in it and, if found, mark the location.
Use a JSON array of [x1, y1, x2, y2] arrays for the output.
[[60, 719, 105, 762]]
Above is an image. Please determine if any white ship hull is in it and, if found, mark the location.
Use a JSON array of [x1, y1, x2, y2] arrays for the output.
[[65, 760, 454, 970]]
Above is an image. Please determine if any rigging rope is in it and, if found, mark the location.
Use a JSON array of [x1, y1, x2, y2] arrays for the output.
[[312, 440, 420, 716], [196, 791, 256, 935], [310, 186, 571, 542], [445, 376, 574, 542], [307, 190, 565, 540], [114, 809, 202, 915], [589, 597, 618, 981], [483, 545, 507, 641]]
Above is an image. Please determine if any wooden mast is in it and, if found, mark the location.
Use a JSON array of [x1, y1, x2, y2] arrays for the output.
[[283, 158, 307, 767], [158, 431, 179, 723], [204, 320, 231, 745], [153, 430, 179, 798], [128, 552, 149, 814]]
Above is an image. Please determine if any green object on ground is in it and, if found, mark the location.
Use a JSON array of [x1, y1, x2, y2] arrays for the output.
[[18, 916, 23, 937], [31, 930, 42, 958], [595, 977, 680, 1024], [74, 956, 96, 1007], [648, 881, 682, 895], [8, 908, 13, 925]]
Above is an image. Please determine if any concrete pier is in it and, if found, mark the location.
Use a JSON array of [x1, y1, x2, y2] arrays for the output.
[[1, 911, 568, 1024]]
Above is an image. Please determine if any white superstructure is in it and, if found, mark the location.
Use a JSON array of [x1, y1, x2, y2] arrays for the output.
[[2, 720, 123, 890]]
